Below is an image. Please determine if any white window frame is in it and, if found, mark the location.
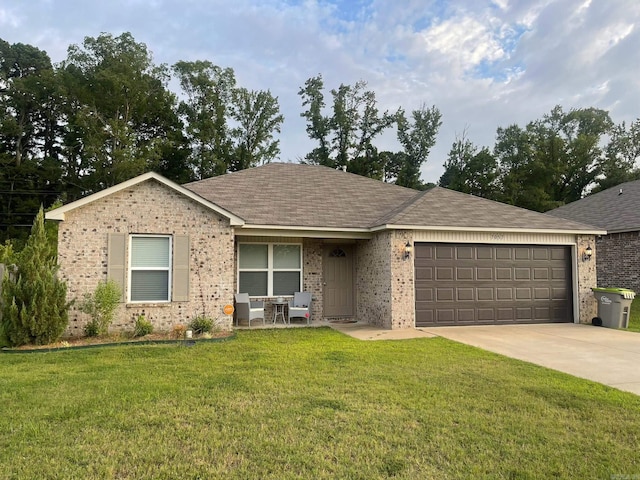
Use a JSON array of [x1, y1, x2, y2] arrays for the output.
[[237, 243, 302, 297], [128, 234, 172, 303]]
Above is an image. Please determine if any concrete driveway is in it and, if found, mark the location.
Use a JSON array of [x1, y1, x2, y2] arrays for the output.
[[422, 323, 640, 395]]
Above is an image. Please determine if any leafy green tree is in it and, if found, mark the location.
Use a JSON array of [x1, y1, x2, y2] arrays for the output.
[[298, 74, 396, 173], [396, 104, 442, 188], [173, 60, 236, 179], [593, 119, 640, 192], [440, 138, 498, 198], [0, 207, 70, 346], [59, 32, 183, 195], [229, 88, 284, 171], [0, 39, 63, 244], [492, 106, 613, 211]]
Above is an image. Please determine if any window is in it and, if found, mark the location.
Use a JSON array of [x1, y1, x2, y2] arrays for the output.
[[129, 235, 171, 302], [238, 243, 302, 297]]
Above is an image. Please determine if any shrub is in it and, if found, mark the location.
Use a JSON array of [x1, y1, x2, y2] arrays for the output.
[[0, 208, 71, 347], [189, 316, 213, 335], [80, 280, 121, 337], [133, 315, 153, 337]]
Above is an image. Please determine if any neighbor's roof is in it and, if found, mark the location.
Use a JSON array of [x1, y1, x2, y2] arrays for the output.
[[185, 163, 602, 234], [548, 179, 640, 234]]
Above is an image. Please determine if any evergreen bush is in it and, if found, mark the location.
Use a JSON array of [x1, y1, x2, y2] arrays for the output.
[[0, 208, 71, 346]]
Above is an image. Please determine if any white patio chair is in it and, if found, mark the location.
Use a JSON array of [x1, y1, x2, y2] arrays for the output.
[[288, 292, 312, 325], [234, 293, 265, 326]]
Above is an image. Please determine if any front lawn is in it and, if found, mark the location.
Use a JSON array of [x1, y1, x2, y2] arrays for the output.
[[628, 296, 640, 332], [1, 328, 639, 479]]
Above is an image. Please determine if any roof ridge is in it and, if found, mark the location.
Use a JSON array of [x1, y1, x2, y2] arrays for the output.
[[370, 188, 430, 227]]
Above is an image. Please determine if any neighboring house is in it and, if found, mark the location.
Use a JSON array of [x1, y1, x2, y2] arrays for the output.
[[549, 179, 640, 293], [46, 163, 603, 336]]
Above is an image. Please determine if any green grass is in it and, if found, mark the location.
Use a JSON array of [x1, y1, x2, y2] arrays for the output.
[[1, 328, 639, 479], [627, 297, 640, 332]]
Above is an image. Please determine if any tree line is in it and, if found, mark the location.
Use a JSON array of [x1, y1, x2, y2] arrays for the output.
[[2, 31, 639, 244], [0, 32, 284, 243], [439, 106, 640, 212]]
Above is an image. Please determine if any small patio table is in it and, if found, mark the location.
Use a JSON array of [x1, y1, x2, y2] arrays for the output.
[[271, 300, 287, 324]]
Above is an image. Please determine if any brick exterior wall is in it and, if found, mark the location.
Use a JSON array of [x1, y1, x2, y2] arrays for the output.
[[596, 232, 640, 293], [577, 234, 598, 324], [356, 231, 415, 329], [56, 179, 235, 336]]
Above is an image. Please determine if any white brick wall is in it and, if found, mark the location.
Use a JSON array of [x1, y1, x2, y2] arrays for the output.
[[56, 179, 235, 336]]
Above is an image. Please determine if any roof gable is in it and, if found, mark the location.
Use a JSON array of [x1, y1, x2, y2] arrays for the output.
[[548, 179, 640, 233], [45, 172, 244, 225]]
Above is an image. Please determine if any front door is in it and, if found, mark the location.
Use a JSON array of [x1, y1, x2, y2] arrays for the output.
[[323, 245, 354, 317]]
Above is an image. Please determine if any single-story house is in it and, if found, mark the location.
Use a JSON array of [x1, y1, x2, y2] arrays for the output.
[[549, 179, 640, 293], [46, 163, 604, 335]]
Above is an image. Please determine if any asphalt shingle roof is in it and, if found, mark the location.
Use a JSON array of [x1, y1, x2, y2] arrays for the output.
[[184, 163, 600, 232], [184, 163, 418, 229], [548, 180, 640, 233]]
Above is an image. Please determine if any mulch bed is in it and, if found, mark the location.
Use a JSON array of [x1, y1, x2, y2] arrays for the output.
[[2, 331, 234, 353]]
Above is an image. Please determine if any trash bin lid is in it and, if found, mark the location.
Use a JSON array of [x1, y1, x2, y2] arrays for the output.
[[592, 287, 636, 299]]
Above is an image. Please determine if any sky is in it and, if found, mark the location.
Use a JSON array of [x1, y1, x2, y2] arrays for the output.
[[1, 0, 639, 183]]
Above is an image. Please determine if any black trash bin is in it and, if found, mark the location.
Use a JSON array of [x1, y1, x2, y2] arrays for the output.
[[591, 287, 635, 329]]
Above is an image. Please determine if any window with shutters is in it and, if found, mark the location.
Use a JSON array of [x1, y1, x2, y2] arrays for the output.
[[129, 235, 172, 302], [238, 243, 302, 297]]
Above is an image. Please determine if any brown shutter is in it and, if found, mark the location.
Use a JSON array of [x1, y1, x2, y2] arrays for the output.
[[172, 235, 190, 302], [107, 233, 126, 302]]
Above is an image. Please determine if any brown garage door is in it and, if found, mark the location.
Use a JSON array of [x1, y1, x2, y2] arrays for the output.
[[415, 243, 573, 326]]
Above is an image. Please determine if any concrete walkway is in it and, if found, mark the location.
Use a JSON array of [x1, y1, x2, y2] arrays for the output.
[[330, 321, 640, 395]]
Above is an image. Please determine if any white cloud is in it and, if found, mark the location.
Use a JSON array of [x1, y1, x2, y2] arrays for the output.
[[0, 0, 638, 183]]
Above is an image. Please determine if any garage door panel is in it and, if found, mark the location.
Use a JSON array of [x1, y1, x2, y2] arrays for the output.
[[457, 288, 474, 301], [533, 268, 549, 280], [415, 287, 433, 302], [477, 268, 493, 280], [456, 267, 474, 280], [477, 288, 494, 301], [497, 308, 515, 321], [436, 267, 454, 280], [437, 309, 455, 322], [496, 288, 513, 300], [415, 266, 433, 279], [456, 309, 474, 322], [456, 246, 473, 259], [436, 288, 454, 301], [514, 268, 530, 280], [415, 243, 573, 327]]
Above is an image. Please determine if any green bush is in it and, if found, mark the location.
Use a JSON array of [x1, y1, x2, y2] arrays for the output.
[[80, 280, 121, 337], [0, 208, 71, 347], [133, 315, 154, 337], [189, 316, 213, 335]]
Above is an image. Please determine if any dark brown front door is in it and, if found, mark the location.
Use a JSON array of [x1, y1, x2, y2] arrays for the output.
[[323, 246, 354, 317], [415, 243, 573, 327]]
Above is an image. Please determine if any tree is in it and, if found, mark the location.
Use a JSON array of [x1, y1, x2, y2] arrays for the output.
[[0, 39, 62, 244], [593, 119, 640, 192], [440, 137, 498, 198], [229, 88, 284, 171], [396, 104, 442, 188], [173, 60, 236, 179], [0, 207, 70, 346], [298, 74, 396, 174], [59, 32, 183, 195], [492, 106, 613, 211]]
